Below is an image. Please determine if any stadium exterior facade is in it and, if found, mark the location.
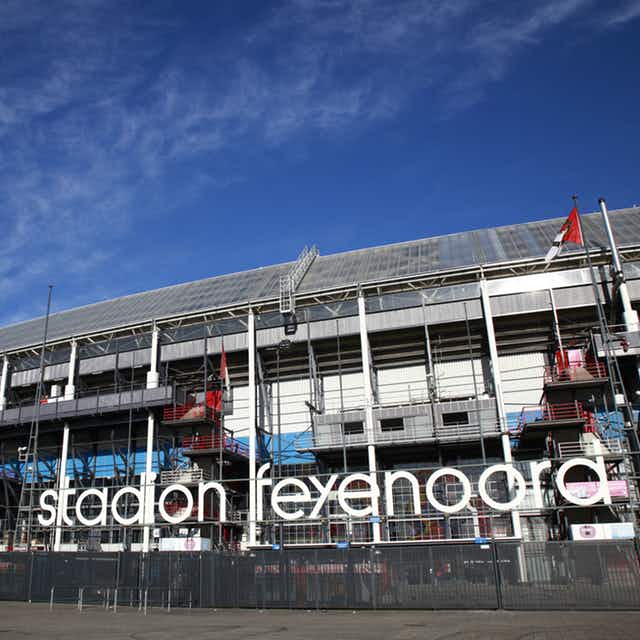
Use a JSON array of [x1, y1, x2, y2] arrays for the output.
[[1, 204, 640, 559]]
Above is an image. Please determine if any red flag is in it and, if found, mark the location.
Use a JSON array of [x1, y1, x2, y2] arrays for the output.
[[208, 346, 231, 413], [545, 207, 584, 263]]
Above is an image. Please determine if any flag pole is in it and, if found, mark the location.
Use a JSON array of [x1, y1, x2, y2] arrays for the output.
[[598, 197, 639, 331], [25, 284, 53, 551], [573, 195, 609, 336]]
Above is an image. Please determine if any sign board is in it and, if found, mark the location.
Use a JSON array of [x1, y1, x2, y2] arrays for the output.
[[570, 522, 635, 541], [565, 481, 629, 500], [36, 456, 622, 530], [158, 537, 211, 552]]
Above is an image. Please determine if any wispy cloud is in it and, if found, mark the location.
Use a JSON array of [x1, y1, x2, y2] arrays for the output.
[[0, 0, 636, 326], [603, 0, 640, 26]]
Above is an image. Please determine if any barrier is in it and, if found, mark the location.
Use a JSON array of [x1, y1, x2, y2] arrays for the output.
[[0, 541, 638, 611]]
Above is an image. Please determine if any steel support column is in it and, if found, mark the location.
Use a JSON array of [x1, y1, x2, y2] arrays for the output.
[[248, 309, 258, 546], [0, 356, 8, 411], [141, 411, 155, 553], [146, 325, 160, 389], [64, 341, 77, 401], [599, 198, 639, 330], [480, 278, 522, 539], [53, 423, 70, 552], [357, 292, 381, 543], [548, 289, 564, 354]]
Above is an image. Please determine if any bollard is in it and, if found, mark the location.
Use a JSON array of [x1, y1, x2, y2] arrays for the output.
[[78, 587, 84, 612], [144, 589, 148, 616], [49, 586, 55, 612], [168, 589, 171, 612], [113, 587, 118, 613]]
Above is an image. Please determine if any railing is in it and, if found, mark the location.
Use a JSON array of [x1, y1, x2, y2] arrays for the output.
[[544, 361, 607, 384], [182, 431, 250, 458], [163, 403, 215, 422], [516, 402, 594, 431], [159, 468, 210, 484], [557, 438, 625, 458], [61, 585, 193, 613]]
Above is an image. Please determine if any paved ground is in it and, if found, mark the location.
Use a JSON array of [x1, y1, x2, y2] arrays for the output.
[[0, 602, 639, 639]]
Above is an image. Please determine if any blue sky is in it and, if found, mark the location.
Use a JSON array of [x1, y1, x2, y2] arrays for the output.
[[1, 0, 639, 326]]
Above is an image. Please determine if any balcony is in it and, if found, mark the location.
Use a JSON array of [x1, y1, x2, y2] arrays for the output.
[[515, 402, 595, 448], [517, 402, 593, 429], [556, 438, 626, 459], [159, 467, 211, 485], [163, 404, 218, 425], [182, 430, 250, 460], [161, 389, 232, 426], [543, 361, 608, 388], [309, 398, 501, 451], [0, 383, 175, 427]]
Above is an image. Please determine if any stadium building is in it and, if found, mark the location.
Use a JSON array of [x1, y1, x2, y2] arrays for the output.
[[1, 202, 640, 557]]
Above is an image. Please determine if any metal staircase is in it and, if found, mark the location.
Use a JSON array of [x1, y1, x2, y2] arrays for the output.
[[279, 245, 319, 315]]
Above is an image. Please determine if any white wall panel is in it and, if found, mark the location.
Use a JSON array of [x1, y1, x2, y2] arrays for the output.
[[270, 378, 312, 434], [323, 372, 365, 412], [434, 359, 485, 399], [224, 384, 249, 437], [377, 365, 428, 405], [225, 378, 312, 437], [498, 352, 545, 410]]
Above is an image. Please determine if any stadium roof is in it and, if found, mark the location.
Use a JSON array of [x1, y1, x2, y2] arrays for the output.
[[1, 206, 639, 353]]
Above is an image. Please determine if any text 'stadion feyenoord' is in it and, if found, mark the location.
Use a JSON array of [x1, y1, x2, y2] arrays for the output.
[[38, 456, 614, 529]]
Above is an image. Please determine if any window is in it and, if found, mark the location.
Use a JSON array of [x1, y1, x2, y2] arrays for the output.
[[343, 421, 364, 435], [380, 417, 404, 432], [442, 411, 469, 426]]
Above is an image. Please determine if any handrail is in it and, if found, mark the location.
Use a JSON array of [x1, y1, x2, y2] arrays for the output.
[[182, 431, 250, 458], [544, 361, 607, 384], [516, 401, 593, 431], [557, 438, 625, 458], [163, 404, 216, 422]]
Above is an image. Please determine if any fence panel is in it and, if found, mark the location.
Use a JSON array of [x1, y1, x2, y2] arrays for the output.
[[497, 541, 640, 610], [374, 544, 499, 609], [0, 553, 30, 601], [29, 552, 119, 602]]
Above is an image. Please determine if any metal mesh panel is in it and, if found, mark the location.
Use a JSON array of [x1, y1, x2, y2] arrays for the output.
[[0, 541, 638, 610], [497, 541, 640, 610], [0, 553, 30, 601]]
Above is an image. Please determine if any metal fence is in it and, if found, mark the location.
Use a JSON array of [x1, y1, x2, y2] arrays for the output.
[[0, 540, 638, 610]]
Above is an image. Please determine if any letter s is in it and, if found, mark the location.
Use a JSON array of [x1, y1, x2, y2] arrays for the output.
[[38, 489, 58, 527]]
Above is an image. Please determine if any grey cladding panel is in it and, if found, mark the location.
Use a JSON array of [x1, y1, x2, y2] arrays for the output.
[[491, 291, 551, 316]]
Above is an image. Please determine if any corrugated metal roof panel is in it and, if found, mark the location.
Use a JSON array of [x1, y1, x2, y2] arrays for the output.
[[1, 207, 639, 352]]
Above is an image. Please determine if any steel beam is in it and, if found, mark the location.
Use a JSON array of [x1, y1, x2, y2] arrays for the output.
[[357, 292, 381, 543], [248, 308, 258, 546]]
